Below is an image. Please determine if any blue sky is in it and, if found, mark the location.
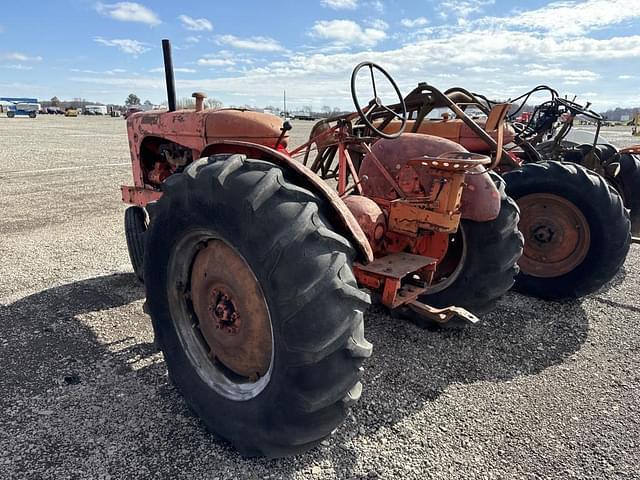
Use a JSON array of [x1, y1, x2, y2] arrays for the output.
[[0, 0, 639, 110]]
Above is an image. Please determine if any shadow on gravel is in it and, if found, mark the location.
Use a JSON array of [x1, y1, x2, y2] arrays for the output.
[[0, 274, 347, 478], [354, 291, 589, 432], [0, 273, 147, 404], [0, 274, 588, 479]]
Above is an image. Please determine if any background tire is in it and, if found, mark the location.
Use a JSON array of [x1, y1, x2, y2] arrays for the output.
[[144, 154, 372, 457], [612, 153, 640, 236], [124, 206, 147, 282], [404, 171, 523, 328], [503, 161, 631, 300]]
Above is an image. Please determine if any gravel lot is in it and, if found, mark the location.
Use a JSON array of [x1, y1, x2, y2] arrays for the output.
[[1, 116, 638, 479]]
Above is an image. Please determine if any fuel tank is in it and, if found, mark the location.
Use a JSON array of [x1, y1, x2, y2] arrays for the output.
[[379, 118, 515, 152]]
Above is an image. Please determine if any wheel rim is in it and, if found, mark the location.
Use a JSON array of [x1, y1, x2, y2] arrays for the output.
[[517, 193, 591, 278], [168, 230, 273, 401]]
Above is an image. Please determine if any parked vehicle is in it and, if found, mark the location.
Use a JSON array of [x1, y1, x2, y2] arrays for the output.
[[7, 103, 40, 118], [124, 106, 143, 119], [85, 105, 108, 115], [65, 107, 79, 117]]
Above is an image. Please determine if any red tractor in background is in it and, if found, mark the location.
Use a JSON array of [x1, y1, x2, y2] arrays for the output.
[[121, 41, 524, 457], [348, 84, 632, 300]]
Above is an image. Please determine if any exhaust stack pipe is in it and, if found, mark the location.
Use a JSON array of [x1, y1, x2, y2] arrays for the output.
[[162, 39, 176, 112]]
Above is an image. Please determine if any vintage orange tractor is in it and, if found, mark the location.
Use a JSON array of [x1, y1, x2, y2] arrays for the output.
[[354, 84, 632, 300], [121, 40, 523, 457]]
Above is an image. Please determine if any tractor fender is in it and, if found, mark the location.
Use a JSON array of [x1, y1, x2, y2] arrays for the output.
[[460, 168, 502, 222], [359, 133, 501, 222], [200, 140, 374, 263]]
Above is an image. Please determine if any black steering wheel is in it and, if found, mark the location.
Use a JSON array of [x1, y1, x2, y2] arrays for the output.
[[350, 62, 407, 139], [556, 97, 603, 121]]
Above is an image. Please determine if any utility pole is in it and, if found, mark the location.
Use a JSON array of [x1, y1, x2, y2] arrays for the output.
[[283, 90, 287, 117]]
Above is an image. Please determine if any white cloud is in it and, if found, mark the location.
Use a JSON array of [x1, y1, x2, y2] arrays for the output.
[[178, 14, 213, 31], [70, 68, 126, 75], [367, 19, 389, 30], [439, 0, 494, 19], [321, 0, 358, 9], [69, 1, 640, 109], [95, 2, 160, 26], [218, 35, 285, 52], [527, 67, 600, 83], [310, 19, 386, 47], [467, 66, 499, 73], [150, 67, 197, 73], [94, 37, 150, 56], [495, 0, 640, 35], [2, 52, 42, 62], [197, 58, 236, 66], [400, 17, 428, 28], [186, 36, 200, 43]]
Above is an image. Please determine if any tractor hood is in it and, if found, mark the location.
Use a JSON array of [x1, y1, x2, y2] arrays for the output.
[[127, 108, 288, 150], [205, 109, 288, 148]]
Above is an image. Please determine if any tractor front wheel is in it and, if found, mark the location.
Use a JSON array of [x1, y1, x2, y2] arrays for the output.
[[143, 154, 372, 457], [124, 206, 147, 282], [503, 161, 631, 300]]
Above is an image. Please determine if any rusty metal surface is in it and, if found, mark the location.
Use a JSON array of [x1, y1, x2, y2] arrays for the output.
[[460, 167, 501, 222], [355, 252, 436, 279], [190, 239, 272, 379], [517, 193, 591, 278], [354, 252, 437, 308], [126, 110, 208, 190], [377, 118, 515, 153], [120, 185, 162, 206], [359, 134, 500, 222], [359, 133, 466, 200], [387, 198, 461, 235], [406, 301, 480, 324], [205, 109, 288, 147], [342, 196, 387, 250]]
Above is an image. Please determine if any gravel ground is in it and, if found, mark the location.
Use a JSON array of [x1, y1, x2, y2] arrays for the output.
[[0, 116, 639, 479]]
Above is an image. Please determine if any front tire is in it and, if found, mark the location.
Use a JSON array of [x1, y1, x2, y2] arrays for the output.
[[503, 161, 631, 299], [124, 206, 147, 282], [144, 154, 372, 457]]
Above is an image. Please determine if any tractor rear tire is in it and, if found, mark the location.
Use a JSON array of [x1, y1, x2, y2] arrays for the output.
[[612, 153, 640, 236], [414, 171, 523, 320], [503, 161, 631, 300], [143, 154, 372, 458], [124, 206, 147, 282]]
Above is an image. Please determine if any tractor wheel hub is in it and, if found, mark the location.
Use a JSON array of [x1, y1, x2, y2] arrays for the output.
[[189, 239, 272, 379], [517, 193, 590, 278]]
